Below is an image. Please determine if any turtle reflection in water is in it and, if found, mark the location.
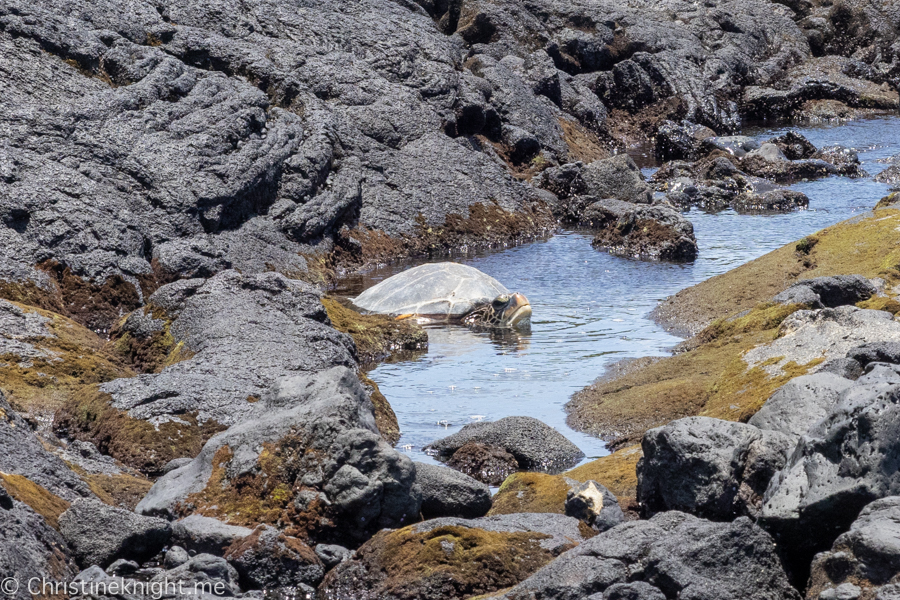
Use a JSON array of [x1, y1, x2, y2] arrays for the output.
[[352, 262, 532, 330]]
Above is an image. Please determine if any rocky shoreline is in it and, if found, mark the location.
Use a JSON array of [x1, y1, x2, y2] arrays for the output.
[[3, 0, 900, 598]]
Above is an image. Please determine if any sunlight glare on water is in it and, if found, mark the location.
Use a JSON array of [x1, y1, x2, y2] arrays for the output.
[[342, 117, 900, 467]]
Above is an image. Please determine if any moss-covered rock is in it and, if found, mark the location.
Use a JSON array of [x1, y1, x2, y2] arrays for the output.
[[653, 208, 900, 335], [567, 301, 814, 448], [319, 513, 588, 600], [487, 473, 569, 516], [0, 473, 71, 530], [321, 297, 427, 366], [54, 385, 226, 476]]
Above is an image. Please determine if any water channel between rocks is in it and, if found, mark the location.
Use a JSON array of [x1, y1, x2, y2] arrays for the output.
[[335, 116, 900, 470]]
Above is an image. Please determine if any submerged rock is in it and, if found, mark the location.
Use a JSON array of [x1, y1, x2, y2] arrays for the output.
[[426, 416, 584, 473]]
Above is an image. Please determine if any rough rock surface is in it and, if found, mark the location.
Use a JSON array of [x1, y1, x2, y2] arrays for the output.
[[414, 462, 492, 519], [171, 515, 253, 556], [59, 499, 171, 568], [137, 366, 420, 546], [319, 513, 589, 600], [446, 441, 520, 485], [808, 496, 900, 599], [749, 373, 854, 437], [496, 511, 799, 600], [773, 275, 877, 309], [637, 417, 794, 520], [0, 391, 93, 501], [0, 489, 77, 600], [223, 525, 324, 590], [744, 306, 900, 377], [427, 416, 584, 473], [586, 200, 698, 261], [760, 364, 900, 569], [565, 480, 625, 533]]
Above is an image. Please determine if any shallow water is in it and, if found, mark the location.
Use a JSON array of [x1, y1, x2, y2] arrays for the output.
[[339, 116, 900, 468]]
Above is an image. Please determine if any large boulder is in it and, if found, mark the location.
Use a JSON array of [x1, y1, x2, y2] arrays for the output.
[[638, 417, 794, 520], [748, 373, 855, 438], [319, 513, 589, 600], [581, 155, 653, 204], [59, 499, 171, 568], [495, 512, 799, 600], [137, 366, 421, 546], [414, 462, 492, 519], [760, 368, 900, 570], [426, 416, 584, 474]]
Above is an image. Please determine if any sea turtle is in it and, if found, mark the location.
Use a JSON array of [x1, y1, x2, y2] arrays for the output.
[[352, 262, 532, 329]]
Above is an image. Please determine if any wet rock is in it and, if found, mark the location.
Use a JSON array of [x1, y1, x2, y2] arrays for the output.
[[426, 416, 584, 473], [769, 132, 818, 160], [171, 515, 253, 556], [59, 498, 171, 568], [137, 367, 420, 546], [808, 497, 900, 599], [743, 56, 899, 122], [496, 512, 798, 600], [565, 480, 624, 533], [749, 373, 854, 438], [876, 165, 900, 185], [773, 275, 877, 309], [446, 441, 519, 485], [414, 462, 492, 519], [587, 200, 698, 261], [637, 417, 794, 520], [654, 120, 717, 161], [319, 513, 589, 600], [731, 189, 810, 213], [702, 136, 762, 158], [582, 155, 653, 204], [224, 525, 324, 590], [315, 544, 352, 570]]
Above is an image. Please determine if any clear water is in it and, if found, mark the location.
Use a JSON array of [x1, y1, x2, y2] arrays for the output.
[[339, 117, 900, 468]]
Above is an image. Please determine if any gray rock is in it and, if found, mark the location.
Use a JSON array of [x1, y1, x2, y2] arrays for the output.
[[875, 165, 900, 185], [654, 120, 716, 161], [638, 417, 794, 520], [414, 462, 492, 519], [0, 391, 93, 500], [846, 342, 900, 369], [152, 554, 240, 597], [749, 373, 854, 438], [586, 200, 698, 261], [497, 512, 798, 600], [773, 275, 877, 308], [160, 458, 194, 475], [565, 480, 624, 533], [601, 582, 667, 600], [810, 496, 900, 598], [59, 499, 172, 568], [224, 525, 325, 589], [582, 155, 653, 204], [314, 544, 352, 570], [0, 491, 77, 600], [163, 546, 190, 570], [426, 416, 584, 473], [137, 367, 420, 545], [171, 515, 253, 556], [760, 376, 900, 568]]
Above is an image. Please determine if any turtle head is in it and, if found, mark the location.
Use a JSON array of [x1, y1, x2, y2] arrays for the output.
[[488, 292, 532, 329]]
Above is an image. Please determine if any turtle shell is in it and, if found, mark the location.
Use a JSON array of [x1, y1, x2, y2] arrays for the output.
[[352, 262, 509, 319]]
